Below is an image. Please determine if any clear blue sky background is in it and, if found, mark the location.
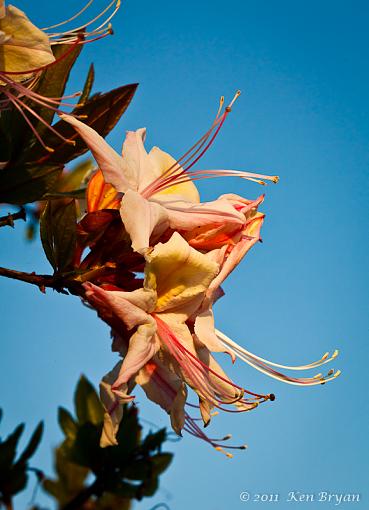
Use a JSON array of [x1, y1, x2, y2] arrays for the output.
[[1, 1, 368, 509]]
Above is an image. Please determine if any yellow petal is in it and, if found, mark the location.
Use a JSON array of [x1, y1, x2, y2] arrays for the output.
[[145, 232, 219, 315], [148, 146, 200, 203], [0, 5, 54, 79]]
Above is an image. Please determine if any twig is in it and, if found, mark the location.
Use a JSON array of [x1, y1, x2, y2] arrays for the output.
[[0, 207, 26, 228], [0, 267, 82, 294]]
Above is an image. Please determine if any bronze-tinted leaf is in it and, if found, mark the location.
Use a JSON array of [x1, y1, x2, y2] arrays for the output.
[[26, 83, 138, 165], [0, 163, 62, 205], [40, 199, 77, 273], [27, 43, 83, 133], [79, 63, 95, 106]]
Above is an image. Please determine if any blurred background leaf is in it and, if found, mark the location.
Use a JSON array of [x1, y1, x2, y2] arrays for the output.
[[42, 376, 172, 510], [0, 411, 43, 508]]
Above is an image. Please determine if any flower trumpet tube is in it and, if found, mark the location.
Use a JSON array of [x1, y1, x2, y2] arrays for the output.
[[61, 93, 279, 254]]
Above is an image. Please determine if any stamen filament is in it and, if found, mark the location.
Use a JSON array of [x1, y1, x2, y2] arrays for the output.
[[216, 330, 340, 386], [46, 0, 120, 41], [154, 315, 271, 404], [6, 94, 54, 152], [5, 90, 75, 146], [42, 0, 95, 30]]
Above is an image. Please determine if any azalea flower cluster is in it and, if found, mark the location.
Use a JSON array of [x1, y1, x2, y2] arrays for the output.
[[64, 95, 340, 456], [0, 0, 119, 151]]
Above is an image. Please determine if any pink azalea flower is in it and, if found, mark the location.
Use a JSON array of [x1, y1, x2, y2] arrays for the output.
[[83, 232, 339, 454], [61, 93, 279, 254]]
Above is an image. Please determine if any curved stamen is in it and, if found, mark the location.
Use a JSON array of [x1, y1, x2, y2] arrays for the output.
[[5, 93, 54, 152], [216, 329, 341, 386], [147, 169, 279, 196], [4, 90, 75, 148], [141, 100, 226, 198], [154, 315, 272, 406], [1, 75, 81, 111], [141, 91, 279, 199], [46, 0, 120, 42], [217, 329, 339, 370], [141, 92, 241, 199], [41, 0, 95, 30]]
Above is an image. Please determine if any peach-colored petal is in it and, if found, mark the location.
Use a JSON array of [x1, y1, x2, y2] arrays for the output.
[[206, 212, 264, 303], [194, 307, 236, 361], [160, 197, 245, 232], [120, 189, 169, 254], [135, 358, 187, 435], [60, 115, 133, 192], [83, 282, 156, 329], [121, 129, 158, 191], [112, 321, 159, 388], [99, 361, 130, 447]]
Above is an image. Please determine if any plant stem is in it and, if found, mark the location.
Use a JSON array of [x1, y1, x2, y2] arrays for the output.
[[0, 266, 82, 294], [0, 207, 26, 228]]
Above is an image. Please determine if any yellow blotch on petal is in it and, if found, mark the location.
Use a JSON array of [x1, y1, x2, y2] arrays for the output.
[[148, 146, 200, 203], [245, 211, 264, 237], [145, 232, 219, 313]]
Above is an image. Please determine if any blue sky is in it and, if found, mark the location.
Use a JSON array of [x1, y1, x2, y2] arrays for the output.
[[1, 0, 368, 508]]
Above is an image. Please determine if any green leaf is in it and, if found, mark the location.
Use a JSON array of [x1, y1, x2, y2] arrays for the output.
[[113, 407, 141, 461], [40, 199, 77, 273], [142, 428, 167, 453], [0, 163, 62, 205], [140, 475, 159, 498], [0, 423, 24, 471], [79, 63, 95, 106], [108, 481, 139, 499], [43, 189, 87, 200], [43, 446, 89, 505], [68, 423, 102, 470], [16, 422, 43, 465], [74, 376, 104, 426], [4, 465, 28, 496], [124, 459, 150, 481], [58, 408, 77, 440], [26, 83, 138, 164], [57, 158, 94, 192], [150, 453, 173, 475]]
